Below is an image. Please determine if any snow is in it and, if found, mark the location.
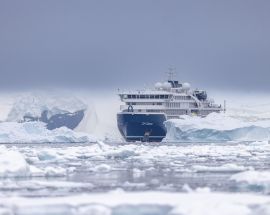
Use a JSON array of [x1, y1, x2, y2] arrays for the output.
[[0, 191, 270, 215], [164, 113, 270, 142], [0, 122, 97, 143]]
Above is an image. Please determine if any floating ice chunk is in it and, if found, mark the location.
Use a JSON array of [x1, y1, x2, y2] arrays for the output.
[[0, 146, 30, 177], [164, 113, 270, 142], [29, 166, 45, 177], [150, 179, 160, 186], [44, 166, 66, 177], [0, 122, 97, 143], [28, 180, 94, 189], [0, 207, 12, 215], [92, 164, 111, 173], [123, 181, 146, 189], [78, 205, 111, 215], [193, 164, 252, 173], [231, 171, 270, 184], [37, 149, 62, 161], [132, 168, 145, 177], [182, 184, 193, 193], [15, 205, 76, 215], [1, 191, 270, 215], [105, 149, 137, 159], [195, 187, 211, 193]]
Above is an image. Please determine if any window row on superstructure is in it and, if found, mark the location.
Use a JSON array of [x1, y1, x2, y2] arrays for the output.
[[126, 102, 163, 106], [173, 95, 192, 100], [166, 102, 197, 109], [165, 109, 189, 115], [124, 94, 170, 99]]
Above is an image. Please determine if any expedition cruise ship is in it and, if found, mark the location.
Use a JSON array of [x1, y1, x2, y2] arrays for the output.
[[117, 74, 224, 142]]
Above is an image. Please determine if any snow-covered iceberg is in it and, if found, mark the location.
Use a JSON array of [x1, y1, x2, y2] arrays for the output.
[[7, 93, 87, 130], [164, 113, 270, 142], [0, 122, 97, 143]]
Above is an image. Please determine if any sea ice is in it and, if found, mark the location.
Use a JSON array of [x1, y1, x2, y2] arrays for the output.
[[0, 146, 30, 177], [0, 191, 270, 215], [164, 113, 270, 142], [0, 122, 97, 143], [92, 164, 112, 173], [192, 164, 252, 173], [44, 166, 66, 177], [231, 170, 270, 185]]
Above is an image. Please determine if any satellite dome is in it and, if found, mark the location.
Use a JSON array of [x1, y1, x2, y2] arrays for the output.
[[182, 82, 191, 90], [155, 82, 162, 89], [162, 82, 171, 90]]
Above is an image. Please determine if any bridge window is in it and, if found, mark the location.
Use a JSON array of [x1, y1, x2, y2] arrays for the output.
[[140, 95, 145, 99], [127, 95, 131, 99], [132, 95, 136, 98], [150, 95, 154, 99], [155, 95, 159, 99], [160, 95, 165, 99]]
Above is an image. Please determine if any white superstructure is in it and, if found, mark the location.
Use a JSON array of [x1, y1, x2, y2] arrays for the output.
[[119, 80, 223, 119]]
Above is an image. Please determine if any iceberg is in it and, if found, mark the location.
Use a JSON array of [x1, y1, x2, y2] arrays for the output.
[[0, 122, 97, 143], [164, 113, 270, 142], [7, 93, 87, 130]]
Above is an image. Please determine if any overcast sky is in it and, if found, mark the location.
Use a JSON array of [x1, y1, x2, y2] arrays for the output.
[[0, 0, 269, 91]]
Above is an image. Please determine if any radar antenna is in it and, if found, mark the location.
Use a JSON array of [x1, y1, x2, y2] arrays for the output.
[[167, 67, 176, 81]]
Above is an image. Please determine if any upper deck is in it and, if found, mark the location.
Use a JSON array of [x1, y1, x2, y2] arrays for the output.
[[118, 79, 223, 116]]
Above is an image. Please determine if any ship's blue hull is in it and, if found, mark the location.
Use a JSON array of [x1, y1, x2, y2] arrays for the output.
[[117, 113, 167, 142]]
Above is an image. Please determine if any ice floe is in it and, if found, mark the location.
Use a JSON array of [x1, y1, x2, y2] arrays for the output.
[[192, 164, 252, 173], [231, 170, 270, 185], [0, 191, 270, 215], [0, 122, 97, 143], [0, 146, 30, 177], [91, 164, 112, 173], [164, 113, 270, 142], [0, 145, 78, 178]]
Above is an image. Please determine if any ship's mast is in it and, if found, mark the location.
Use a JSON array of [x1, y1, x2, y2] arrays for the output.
[[167, 67, 176, 81]]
